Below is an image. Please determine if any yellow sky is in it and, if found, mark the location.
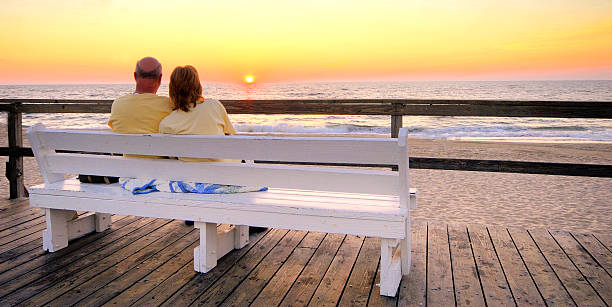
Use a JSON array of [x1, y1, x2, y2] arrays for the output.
[[0, 0, 611, 83]]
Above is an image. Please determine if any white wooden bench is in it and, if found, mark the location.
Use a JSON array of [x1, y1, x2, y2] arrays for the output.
[[27, 124, 417, 297]]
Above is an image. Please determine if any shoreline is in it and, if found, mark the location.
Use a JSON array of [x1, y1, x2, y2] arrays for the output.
[[1, 124, 610, 234]]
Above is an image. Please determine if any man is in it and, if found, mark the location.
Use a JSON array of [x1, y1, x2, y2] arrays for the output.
[[108, 57, 173, 134]]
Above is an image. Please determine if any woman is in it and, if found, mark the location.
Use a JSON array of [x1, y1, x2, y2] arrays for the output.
[[159, 65, 236, 162]]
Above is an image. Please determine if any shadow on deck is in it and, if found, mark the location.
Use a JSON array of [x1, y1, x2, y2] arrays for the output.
[[0, 198, 610, 306]]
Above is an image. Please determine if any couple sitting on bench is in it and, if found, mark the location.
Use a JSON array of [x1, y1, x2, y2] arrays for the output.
[[109, 57, 235, 158], [89, 57, 249, 226]]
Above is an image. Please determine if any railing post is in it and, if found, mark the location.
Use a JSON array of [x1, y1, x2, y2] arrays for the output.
[[6, 102, 27, 198], [391, 103, 403, 171], [391, 103, 403, 138]]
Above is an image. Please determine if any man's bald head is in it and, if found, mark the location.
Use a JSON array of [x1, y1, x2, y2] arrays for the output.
[[135, 57, 162, 79], [133, 57, 162, 94]]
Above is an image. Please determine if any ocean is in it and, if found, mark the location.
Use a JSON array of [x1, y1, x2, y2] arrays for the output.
[[1, 80, 611, 142]]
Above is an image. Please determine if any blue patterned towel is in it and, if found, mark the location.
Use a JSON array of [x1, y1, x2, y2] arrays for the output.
[[119, 178, 268, 195]]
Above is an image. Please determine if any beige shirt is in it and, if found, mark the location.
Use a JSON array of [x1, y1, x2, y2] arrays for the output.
[[159, 98, 236, 162], [108, 93, 173, 158], [108, 93, 173, 134]]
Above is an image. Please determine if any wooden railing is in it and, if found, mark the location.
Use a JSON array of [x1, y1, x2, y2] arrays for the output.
[[2, 99, 612, 199]]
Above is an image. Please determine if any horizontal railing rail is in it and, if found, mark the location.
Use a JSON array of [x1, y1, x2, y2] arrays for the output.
[[1, 98, 611, 198], [1, 99, 612, 118]]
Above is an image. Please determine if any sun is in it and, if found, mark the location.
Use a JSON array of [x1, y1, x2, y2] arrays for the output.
[[244, 75, 255, 84]]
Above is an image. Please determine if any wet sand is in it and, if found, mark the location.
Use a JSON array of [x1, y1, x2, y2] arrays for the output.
[[1, 125, 610, 234]]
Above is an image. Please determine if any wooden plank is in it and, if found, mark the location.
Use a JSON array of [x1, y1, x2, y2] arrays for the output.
[[0, 217, 160, 303], [55, 229, 200, 306], [572, 233, 612, 276], [0, 232, 40, 255], [507, 227, 575, 306], [3, 98, 612, 118], [129, 229, 270, 306], [488, 226, 545, 306], [6, 145, 612, 177], [0, 238, 42, 267], [448, 224, 485, 307], [337, 237, 380, 306], [29, 193, 406, 239], [161, 228, 288, 306], [467, 224, 514, 306], [397, 222, 427, 307], [409, 157, 612, 178], [44, 154, 400, 195], [367, 261, 398, 306], [0, 199, 30, 217], [427, 223, 455, 306], [529, 228, 605, 306], [0, 211, 43, 232], [307, 235, 364, 306], [251, 232, 326, 307], [0, 222, 46, 246], [0, 216, 44, 239], [0, 215, 129, 274], [594, 234, 612, 253], [37, 129, 400, 164], [550, 230, 612, 304], [99, 240, 196, 307], [36, 180, 402, 214], [16, 220, 189, 306], [0, 207, 42, 225], [220, 230, 308, 306], [279, 233, 345, 306]]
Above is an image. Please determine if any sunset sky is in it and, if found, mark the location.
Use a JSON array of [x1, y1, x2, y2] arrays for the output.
[[0, 0, 611, 84]]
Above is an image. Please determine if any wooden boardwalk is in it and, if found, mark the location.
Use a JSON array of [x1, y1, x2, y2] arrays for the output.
[[0, 198, 610, 306]]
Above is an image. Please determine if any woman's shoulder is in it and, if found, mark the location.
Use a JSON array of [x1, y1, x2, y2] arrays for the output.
[[203, 98, 222, 105]]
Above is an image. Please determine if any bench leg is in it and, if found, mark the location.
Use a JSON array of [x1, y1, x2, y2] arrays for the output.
[[42, 208, 75, 252], [194, 222, 217, 273], [379, 238, 402, 297], [401, 218, 411, 275], [95, 213, 112, 232], [234, 225, 249, 249]]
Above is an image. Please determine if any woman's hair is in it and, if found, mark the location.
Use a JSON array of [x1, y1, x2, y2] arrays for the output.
[[169, 65, 203, 112]]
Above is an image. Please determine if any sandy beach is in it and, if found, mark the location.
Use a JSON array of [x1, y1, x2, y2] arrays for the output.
[[1, 124, 610, 234]]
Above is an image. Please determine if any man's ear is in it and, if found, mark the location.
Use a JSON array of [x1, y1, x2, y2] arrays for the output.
[[134, 72, 138, 81], [157, 74, 163, 84]]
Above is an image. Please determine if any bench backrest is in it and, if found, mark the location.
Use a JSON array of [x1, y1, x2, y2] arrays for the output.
[[27, 124, 411, 208]]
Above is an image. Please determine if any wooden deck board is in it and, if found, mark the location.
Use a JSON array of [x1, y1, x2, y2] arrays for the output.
[[176, 229, 289, 306], [279, 233, 344, 307], [468, 224, 515, 306], [338, 236, 380, 307], [529, 228, 606, 306], [220, 230, 308, 306], [426, 223, 455, 306], [507, 227, 575, 306], [0, 199, 609, 306], [251, 232, 326, 307], [448, 224, 485, 307], [397, 222, 427, 307], [308, 235, 364, 307], [550, 230, 612, 305], [571, 232, 612, 277], [488, 225, 545, 306]]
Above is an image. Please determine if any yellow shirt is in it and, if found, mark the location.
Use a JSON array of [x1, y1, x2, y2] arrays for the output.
[[108, 93, 173, 158], [159, 98, 236, 162], [108, 93, 173, 133]]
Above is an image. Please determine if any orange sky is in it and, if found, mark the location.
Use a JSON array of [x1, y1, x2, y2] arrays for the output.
[[0, 0, 611, 84]]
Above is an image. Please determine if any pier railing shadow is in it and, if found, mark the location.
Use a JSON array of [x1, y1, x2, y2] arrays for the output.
[[1, 99, 611, 199]]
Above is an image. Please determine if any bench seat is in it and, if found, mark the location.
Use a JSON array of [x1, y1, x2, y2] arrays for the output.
[[30, 179, 407, 239]]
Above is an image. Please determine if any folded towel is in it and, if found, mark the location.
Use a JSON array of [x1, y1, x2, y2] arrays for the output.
[[119, 178, 268, 195]]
